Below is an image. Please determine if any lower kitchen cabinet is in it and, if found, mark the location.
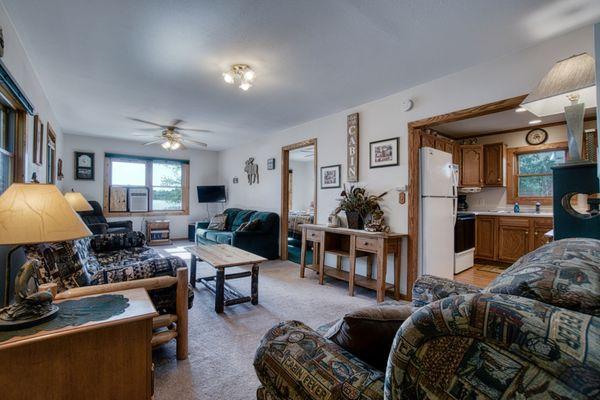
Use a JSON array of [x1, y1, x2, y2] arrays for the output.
[[475, 216, 496, 260], [497, 218, 530, 263], [475, 215, 553, 264]]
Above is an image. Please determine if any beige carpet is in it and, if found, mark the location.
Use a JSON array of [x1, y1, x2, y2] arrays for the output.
[[153, 241, 403, 400]]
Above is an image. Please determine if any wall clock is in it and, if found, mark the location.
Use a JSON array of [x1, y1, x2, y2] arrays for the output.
[[526, 128, 548, 146], [75, 151, 95, 180]]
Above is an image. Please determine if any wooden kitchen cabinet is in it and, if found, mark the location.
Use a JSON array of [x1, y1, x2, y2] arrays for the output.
[[475, 216, 554, 264], [460, 145, 483, 187], [497, 217, 530, 263], [533, 218, 553, 249], [475, 216, 496, 260], [483, 143, 506, 186]]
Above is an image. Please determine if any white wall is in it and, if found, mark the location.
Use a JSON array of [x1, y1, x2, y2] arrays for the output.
[[289, 159, 314, 211], [62, 134, 221, 239], [0, 3, 64, 302], [218, 25, 597, 295], [465, 121, 595, 211]]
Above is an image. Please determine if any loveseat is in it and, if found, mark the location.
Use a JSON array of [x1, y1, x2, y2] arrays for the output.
[[25, 231, 194, 359], [254, 238, 600, 399], [196, 208, 280, 259]]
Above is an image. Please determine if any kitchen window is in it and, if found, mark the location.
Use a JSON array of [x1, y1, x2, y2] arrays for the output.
[[507, 143, 567, 205], [104, 153, 189, 216]]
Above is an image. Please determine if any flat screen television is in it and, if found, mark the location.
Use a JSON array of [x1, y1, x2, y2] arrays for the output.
[[197, 185, 226, 203]]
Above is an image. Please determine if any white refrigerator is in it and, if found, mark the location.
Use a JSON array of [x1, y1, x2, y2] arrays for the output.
[[420, 147, 459, 280]]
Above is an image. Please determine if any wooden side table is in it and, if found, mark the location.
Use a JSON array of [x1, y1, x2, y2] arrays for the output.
[[146, 219, 172, 245], [0, 288, 157, 400]]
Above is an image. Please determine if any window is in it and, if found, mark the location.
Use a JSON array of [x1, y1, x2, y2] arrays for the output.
[[104, 154, 189, 215], [0, 103, 15, 193], [508, 143, 567, 204], [46, 125, 57, 184], [152, 161, 183, 211]]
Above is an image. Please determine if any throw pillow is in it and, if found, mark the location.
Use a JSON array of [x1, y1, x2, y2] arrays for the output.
[[236, 219, 261, 232], [207, 213, 227, 230], [324, 304, 416, 371]]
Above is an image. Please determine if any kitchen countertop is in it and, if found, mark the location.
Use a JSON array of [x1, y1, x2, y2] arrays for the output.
[[468, 210, 553, 218]]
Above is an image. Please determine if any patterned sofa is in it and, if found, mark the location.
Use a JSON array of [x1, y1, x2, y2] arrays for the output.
[[25, 231, 193, 313], [254, 238, 600, 399]]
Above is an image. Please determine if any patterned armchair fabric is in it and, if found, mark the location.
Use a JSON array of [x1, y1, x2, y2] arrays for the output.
[[254, 238, 600, 399], [25, 231, 193, 313]]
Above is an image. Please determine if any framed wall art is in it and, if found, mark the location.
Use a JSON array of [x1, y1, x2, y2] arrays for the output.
[[320, 164, 341, 189], [267, 158, 275, 170], [75, 151, 95, 180], [346, 113, 359, 182], [369, 137, 399, 168], [33, 115, 43, 166]]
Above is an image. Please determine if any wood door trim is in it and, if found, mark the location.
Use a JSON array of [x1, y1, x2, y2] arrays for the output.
[[406, 94, 527, 296], [280, 138, 318, 261]]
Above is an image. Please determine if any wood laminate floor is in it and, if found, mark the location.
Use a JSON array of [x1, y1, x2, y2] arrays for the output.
[[454, 264, 504, 288]]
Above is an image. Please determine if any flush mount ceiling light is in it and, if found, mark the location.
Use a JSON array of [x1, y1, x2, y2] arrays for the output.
[[222, 64, 255, 91]]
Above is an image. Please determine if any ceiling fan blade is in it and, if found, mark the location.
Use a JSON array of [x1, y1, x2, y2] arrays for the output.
[[183, 138, 208, 147], [132, 132, 161, 137], [142, 139, 165, 146], [169, 119, 184, 127], [128, 117, 168, 128], [177, 128, 213, 133], [136, 127, 163, 131]]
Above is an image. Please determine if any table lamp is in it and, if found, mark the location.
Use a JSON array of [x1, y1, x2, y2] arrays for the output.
[[64, 190, 93, 212], [0, 183, 92, 329], [520, 53, 596, 161]]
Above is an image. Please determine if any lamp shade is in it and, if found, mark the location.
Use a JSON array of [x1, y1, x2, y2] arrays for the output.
[[0, 183, 92, 245], [521, 53, 596, 117], [64, 191, 93, 212]]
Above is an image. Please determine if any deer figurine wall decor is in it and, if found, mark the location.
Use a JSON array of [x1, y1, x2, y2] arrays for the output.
[[244, 157, 259, 185]]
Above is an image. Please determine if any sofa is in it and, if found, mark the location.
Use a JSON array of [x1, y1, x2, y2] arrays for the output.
[[25, 231, 193, 358], [78, 200, 133, 235], [196, 208, 280, 260], [254, 238, 600, 399]]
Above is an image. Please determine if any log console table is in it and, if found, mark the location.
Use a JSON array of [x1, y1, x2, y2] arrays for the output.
[[300, 224, 407, 302]]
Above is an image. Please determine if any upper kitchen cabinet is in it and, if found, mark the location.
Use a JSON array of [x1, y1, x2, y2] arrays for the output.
[[460, 144, 483, 187], [483, 143, 506, 186]]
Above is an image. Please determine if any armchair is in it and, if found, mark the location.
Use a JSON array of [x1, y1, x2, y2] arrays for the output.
[[254, 238, 600, 399], [78, 200, 133, 234]]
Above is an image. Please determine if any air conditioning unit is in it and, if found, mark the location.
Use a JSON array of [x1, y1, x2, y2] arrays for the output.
[[128, 187, 149, 212]]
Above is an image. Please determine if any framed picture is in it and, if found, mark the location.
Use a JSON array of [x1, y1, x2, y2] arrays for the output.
[[267, 158, 276, 170], [33, 115, 43, 165], [320, 164, 341, 189], [75, 151, 95, 180], [369, 137, 399, 168]]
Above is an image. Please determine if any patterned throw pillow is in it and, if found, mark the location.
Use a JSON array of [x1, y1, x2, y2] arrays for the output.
[[236, 219, 261, 232], [207, 213, 227, 230]]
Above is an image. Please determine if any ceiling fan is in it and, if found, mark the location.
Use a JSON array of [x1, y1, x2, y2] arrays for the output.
[[129, 118, 212, 150]]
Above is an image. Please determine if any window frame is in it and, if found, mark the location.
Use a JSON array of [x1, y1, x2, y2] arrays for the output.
[[507, 142, 568, 205], [103, 154, 190, 217]]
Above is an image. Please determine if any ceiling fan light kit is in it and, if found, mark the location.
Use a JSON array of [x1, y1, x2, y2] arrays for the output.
[[130, 118, 210, 151], [223, 64, 255, 91]]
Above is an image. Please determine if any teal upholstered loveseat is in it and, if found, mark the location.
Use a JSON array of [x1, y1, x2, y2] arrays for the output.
[[195, 208, 279, 260], [254, 238, 600, 399]]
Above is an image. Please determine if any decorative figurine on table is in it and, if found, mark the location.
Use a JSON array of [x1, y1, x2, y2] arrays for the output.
[[327, 211, 340, 228], [0, 261, 58, 331], [364, 210, 390, 233]]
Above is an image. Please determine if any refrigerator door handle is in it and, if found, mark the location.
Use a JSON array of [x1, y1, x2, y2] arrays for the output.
[[452, 197, 458, 226]]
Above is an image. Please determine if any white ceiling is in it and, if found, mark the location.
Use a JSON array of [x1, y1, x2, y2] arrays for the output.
[[3, 0, 600, 150], [435, 107, 597, 138], [290, 146, 315, 162]]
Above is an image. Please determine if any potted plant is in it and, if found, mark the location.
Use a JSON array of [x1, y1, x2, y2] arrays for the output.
[[335, 185, 387, 230]]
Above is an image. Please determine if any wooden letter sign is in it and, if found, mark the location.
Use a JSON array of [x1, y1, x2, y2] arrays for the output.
[[347, 113, 359, 182]]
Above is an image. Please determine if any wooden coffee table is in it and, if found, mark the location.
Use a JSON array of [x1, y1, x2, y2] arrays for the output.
[[185, 244, 267, 313]]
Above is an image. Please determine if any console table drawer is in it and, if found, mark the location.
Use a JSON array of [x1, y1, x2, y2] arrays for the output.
[[305, 229, 323, 242], [355, 236, 379, 251]]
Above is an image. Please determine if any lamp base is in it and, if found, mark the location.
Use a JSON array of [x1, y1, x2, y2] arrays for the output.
[[0, 304, 59, 331]]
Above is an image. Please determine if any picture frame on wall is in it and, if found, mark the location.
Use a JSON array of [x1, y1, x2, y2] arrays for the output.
[[33, 115, 43, 166], [320, 164, 341, 189], [369, 137, 399, 168], [75, 151, 95, 180], [267, 158, 276, 170]]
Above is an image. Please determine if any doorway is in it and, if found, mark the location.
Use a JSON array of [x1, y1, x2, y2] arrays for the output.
[[280, 139, 317, 262]]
